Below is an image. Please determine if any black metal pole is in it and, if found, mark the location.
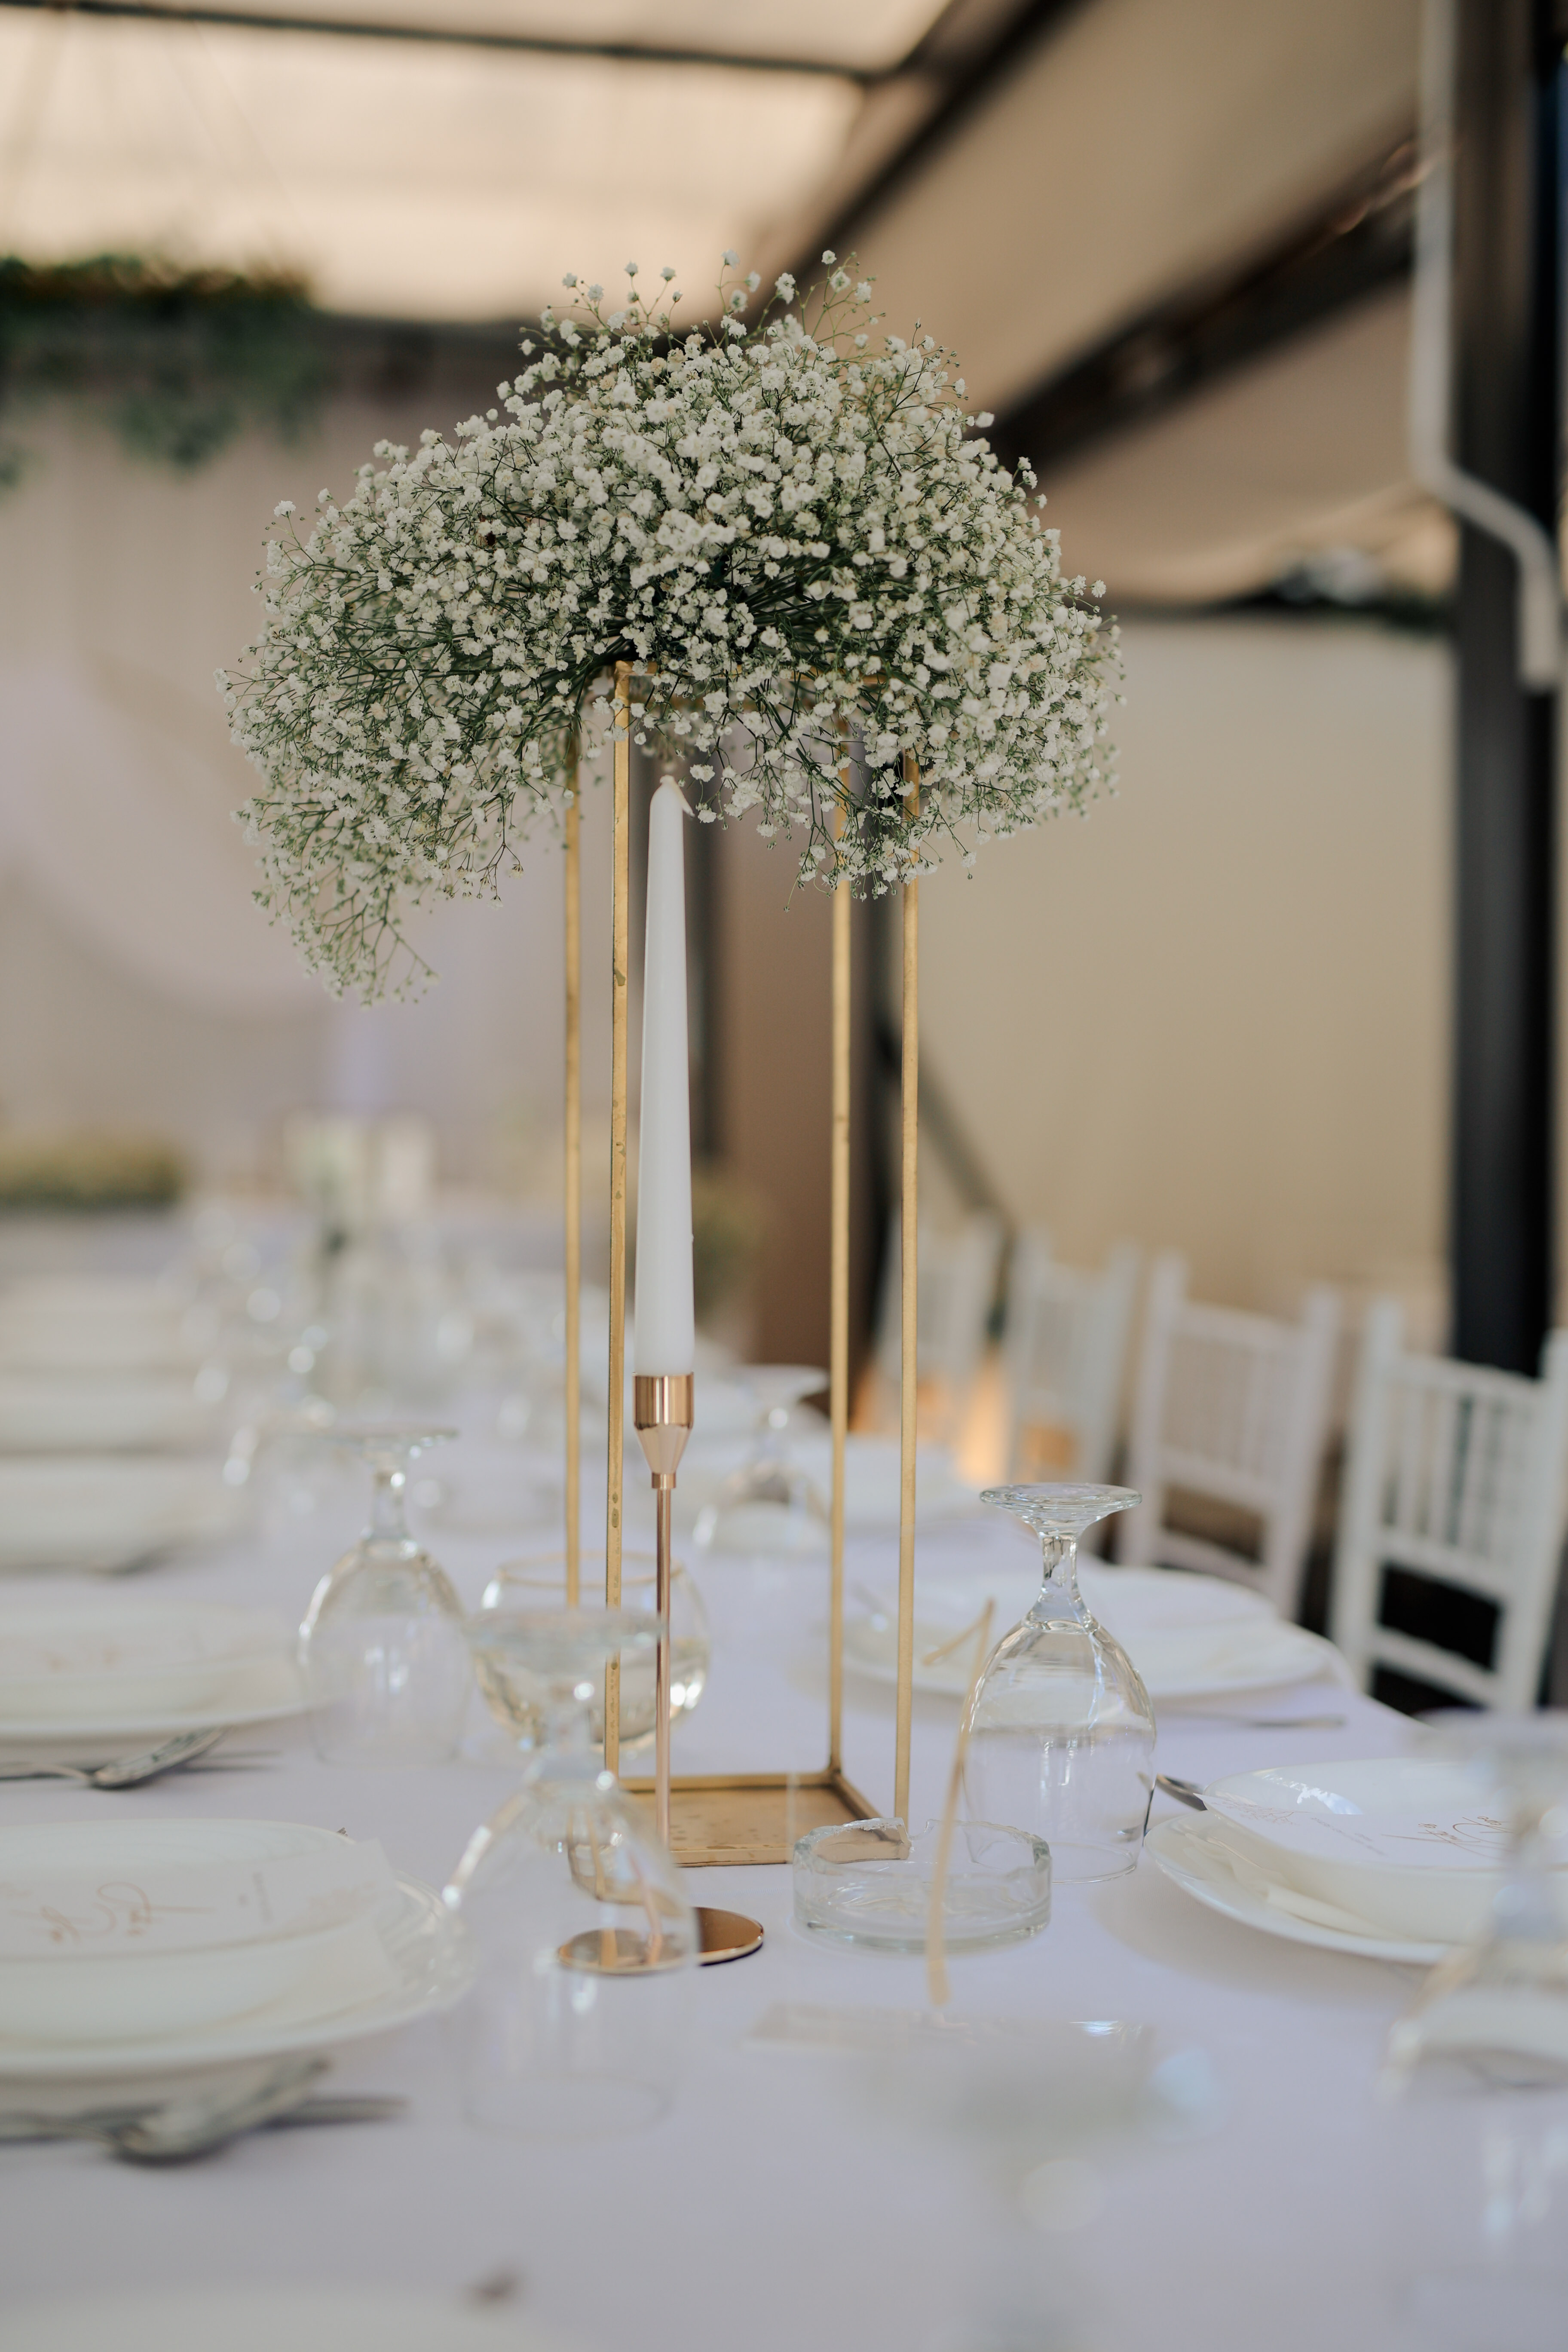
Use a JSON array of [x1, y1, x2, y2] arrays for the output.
[[1450, 0, 1561, 1372]]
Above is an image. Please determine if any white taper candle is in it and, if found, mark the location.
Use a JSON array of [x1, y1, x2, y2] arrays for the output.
[[633, 779, 695, 1376]]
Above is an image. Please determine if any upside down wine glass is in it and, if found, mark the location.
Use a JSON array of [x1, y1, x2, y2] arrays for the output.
[[964, 1484, 1155, 1883], [444, 1606, 698, 2137], [694, 1365, 830, 1557], [298, 1426, 472, 1766]]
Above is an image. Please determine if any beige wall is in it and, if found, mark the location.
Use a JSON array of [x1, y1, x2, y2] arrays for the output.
[[914, 613, 1452, 1318]]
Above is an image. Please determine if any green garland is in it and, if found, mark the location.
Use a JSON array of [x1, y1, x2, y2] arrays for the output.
[[0, 256, 326, 486]]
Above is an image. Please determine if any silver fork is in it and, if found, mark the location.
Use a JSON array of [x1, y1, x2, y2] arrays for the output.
[[0, 2058, 406, 2162], [0, 1727, 228, 1787]]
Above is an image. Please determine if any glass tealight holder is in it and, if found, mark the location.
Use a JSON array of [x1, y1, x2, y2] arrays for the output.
[[298, 1425, 472, 1767], [793, 1816, 1052, 1953], [445, 1607, 698, 2138], [964, 1484, 1155, 1884], [475, 1550, 709, 1749]]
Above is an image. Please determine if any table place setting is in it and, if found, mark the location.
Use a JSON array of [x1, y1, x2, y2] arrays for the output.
[[0, 1599, 303, 1753], [843, 1556, 1344, 1709], [0, 1812, 472, 2095], [0, 1457, 247, 1574], [0, 1371, 226, 1455], [0, 1277, 211, 1376]]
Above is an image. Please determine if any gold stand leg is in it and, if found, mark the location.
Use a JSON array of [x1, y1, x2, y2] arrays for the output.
[[895, 761, 919, 1831], [564, 750, 581, 1609], [830, 807, 851, 1779], [604, 662, 631, 1770]]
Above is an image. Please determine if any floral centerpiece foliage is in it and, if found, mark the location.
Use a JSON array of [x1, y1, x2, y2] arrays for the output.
[[224, 257, 1117, 999], [0, 257, 324, 487]]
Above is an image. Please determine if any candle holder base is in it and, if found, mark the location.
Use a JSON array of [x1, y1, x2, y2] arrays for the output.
[[621, 1766, 876, 1868], [694, 1906, 765, 1964]]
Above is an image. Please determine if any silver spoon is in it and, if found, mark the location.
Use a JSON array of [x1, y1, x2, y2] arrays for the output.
[[0, 1727, 228, 1787], [1156, 1773, 1208, 1811]]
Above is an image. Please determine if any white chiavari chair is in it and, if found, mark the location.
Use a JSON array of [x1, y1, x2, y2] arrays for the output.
[[1002, 1231, 1140, 1487], [875, 1211, 1005, 1442], [1120, 1251, 1339, 1616], [1330, 1301, 1568, 1712]]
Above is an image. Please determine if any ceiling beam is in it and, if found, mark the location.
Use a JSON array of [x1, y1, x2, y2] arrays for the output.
[[0, 0, 867, 78], [992, 135, 1420, 477]]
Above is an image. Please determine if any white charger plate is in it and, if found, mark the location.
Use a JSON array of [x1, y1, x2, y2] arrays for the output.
[[0, 1874, 470, 2079], [1145, 1812, 1445, 1964]]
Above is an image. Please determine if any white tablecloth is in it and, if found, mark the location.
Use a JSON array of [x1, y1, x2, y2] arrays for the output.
[[0, 1439, 1547, 2352]]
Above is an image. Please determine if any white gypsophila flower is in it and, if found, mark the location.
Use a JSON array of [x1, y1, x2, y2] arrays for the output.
[[224, 259, 1118, 999]]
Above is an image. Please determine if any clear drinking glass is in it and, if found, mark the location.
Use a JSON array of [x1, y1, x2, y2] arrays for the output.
[[964, 1484, 1155, 1883], [694, 1365, 830, 1557], [1386, 1712, 1568, 2089], [475, 1550, 709, 1749], [444, 1606, 698, 2138], [298, 1426, 472, 1767]]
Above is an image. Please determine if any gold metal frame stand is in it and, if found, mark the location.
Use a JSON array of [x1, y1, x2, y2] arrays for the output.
[[609, 677, 872, 1889], [563, 745, 581, 1608], [895, 756, 920, 1830]]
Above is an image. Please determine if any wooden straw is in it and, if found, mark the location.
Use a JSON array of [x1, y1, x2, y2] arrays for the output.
[[925, 1599, 994, 2010], [894, 754, 919, 1829], [828, 787, 851, 1776], [604, 661, 632, 1770], [563, 746, 581, 1610]]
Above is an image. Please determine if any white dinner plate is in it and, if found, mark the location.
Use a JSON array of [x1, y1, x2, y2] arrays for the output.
[[3, 2285, 575, 2352], [1145, 1812, 1446, 1964], [0, 1872, 470, 2078], [0, 1819, 394, 2043], [0, 1600, 297, 1728], [0, 1374, 222, 1454], [843, 1565, 1341, 1703], [0, 1458, 245, 1572], [1202, 1755, 1539, 1945], [0, 1281, 207, 1373]]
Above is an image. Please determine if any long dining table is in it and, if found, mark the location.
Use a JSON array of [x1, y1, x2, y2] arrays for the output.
[[0, 1427, 1534, 2352]]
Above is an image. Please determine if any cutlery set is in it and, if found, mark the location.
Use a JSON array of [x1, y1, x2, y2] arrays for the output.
[[0, 2055, 405, 2164]]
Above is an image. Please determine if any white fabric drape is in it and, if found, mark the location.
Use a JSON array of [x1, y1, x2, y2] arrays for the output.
[[0, 654, 321, 1014]]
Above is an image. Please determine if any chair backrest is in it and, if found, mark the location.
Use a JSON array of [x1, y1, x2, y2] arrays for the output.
[[1003, 1232, 1141, 1484], [1120, 1250, 1340, 1616], [1330, 1301, 1568, 1711], [876, 1212, 1005, 1408]]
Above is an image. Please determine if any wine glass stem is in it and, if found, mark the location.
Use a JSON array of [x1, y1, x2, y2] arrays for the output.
[[370, 1461, 411, 1543], [1040, 1532, 1079, 1598]]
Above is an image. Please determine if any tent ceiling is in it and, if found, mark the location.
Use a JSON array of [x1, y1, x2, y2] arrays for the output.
[[0, 0, 1447, 607], [0, 4, 919, 321], [842, 0, 1422, 414], [89, 0, 945, 73]]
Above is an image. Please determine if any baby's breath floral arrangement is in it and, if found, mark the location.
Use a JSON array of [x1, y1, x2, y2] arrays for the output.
[[224, 255, 1116, 999]]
